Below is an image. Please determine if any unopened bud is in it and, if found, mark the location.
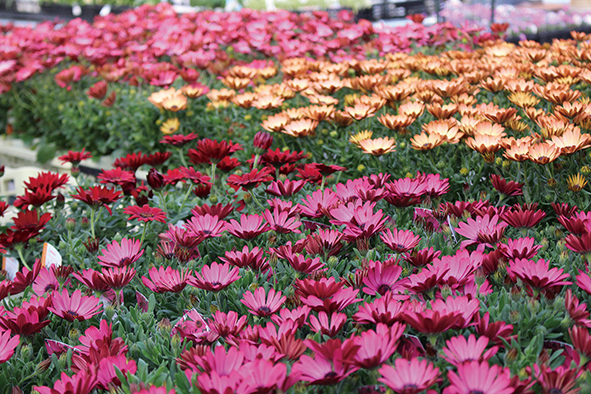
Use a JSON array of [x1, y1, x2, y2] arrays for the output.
[[81, 217, 90, 229], [147, 167, 164, 191], [65, 218, 76, 231]]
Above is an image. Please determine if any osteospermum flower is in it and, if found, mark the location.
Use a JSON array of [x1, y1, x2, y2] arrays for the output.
[[442, 335, 498, 366], [241, 287, 286, 317], [58, 148, 92, 166], [0, 330, 19, 364], [506, 258, 571, 298], [34, 371, 96, 394], [443, 361, 513, 394], [227, 168, 274, 191], [378, 358, 440, 394], [567, 174, 588, 193], [490, 174, 523, 197], [48, 289, 102, 322], [160, 118, 180, 134], [189, 262, 240, 292], [123, 205, 167, 223], [380, 228, 421, 253], [142, 266, 190, 293], [98, 238, 144, 267], [358, 137, 396, 156], [455, 214, 506, 249], [70, 186, 122, 213]]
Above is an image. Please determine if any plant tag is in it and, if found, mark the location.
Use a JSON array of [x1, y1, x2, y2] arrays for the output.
[[2, 256, 18, 280], [41, 242, 62, 268]]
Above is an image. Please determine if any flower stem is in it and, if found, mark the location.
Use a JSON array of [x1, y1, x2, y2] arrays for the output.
[[140, 223, 148, 245], [178, 147, 188, 168], [210, 162, 217, 195], [16, 245, 30, 270], [89, 208, 96, 239]]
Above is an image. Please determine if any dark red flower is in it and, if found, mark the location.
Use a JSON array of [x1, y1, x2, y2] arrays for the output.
[[123, 204, 167, 223], [58, 148, 92, 166], [113, 152, 149, 172], [296, 164, 323, 184], [11, 209, 51, 233], [490, 174, 523, 197], [188, 139, 232, 165], [24, 172, 69, 193], [87, 80, 108, 99], [191, 203, 234, 220], [71, 186, 122, 213], [253, 131, 273, 151], [160, 132, 199, 147], [146, 151, 172, 167], [13, 186, 56, 209], [97, 168, 136, 186], [501, 204, 546, 229], [262, 148, 309, 168], [227, 167, 274, 191]]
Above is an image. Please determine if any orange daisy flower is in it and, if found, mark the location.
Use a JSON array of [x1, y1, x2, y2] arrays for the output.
[[358, 137, 396, 156]]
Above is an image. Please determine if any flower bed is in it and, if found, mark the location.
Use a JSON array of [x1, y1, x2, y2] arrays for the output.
[[3, 5, 591, 394], [0, 4, 489, 157]]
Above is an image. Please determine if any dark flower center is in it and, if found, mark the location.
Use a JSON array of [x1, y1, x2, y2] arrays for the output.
[[548, 390, 563, 394], [403, 384, 418, 390], [119, 257, 132, 266], [377, 284, 391, 296], [139, 212, 155, 218], [45, 284, 56, 292], [258, 306, 271, 315], [469, 391, 485, 394], [65, 310, 80, 320], [211, 282, 221, 287], [324, 371, 338, 379]]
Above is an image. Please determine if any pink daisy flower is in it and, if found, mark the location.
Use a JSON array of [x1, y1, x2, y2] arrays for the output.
[[48, 288, 102, 322], [241, 287, 286, 317], [378, 357, 440, 394], [188, 262, 240, 293], [98, 238, 144, 268]]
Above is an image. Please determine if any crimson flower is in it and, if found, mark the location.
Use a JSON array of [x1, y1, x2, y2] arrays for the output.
[[142, 266, 190, 293], [146, 151, 172, 167], [220, 245, 267, 270], [11, 209, 51, 233], [490, 174, 523, 197], [49, 289, 102, 322], [72, 268, 110, 292], [443, 361, 513, 394], [13, 186, 56, 209], [379, 357, 440, 394], [403, 303, 461, 334], [380, 228, 421, 253], [474, 312, 515, 347], [189, 262, 240, 292], [34, 371, 97, 394], [58, 149, 92, 166], [506, 258, 571, 298], [566, 232, 591, 257], [188, 139, 233, 164], [71, 186, 122, 213], [536, 365, 580, 394], [442, 334, 498, 366], [286, 253, 325, 275], [123, 204, 167, 223], [98, 238, 144, 268], [24, 171, 69, 192], [262, 148, 309, 168], [0, 329, 19, 363], [191, 203, 234, 220], [10, 260, 42, 294], [241, 287, 286, 317], [227, 167, 274, 191], [97, 168, 135, 186], [296, 164, 323, 184], [160, 132, 198, 147], [0, 309, 50, 335], [101, 266, 136, 289], [502, 204, 546, 229], [403, 247, 442, 267], [113, 152, 149, 172]]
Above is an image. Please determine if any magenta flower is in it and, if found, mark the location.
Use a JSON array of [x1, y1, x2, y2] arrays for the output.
[[379, 357, 440, 394], [238, 359, 287, 393], [443, 361, 513, 394], [185, 213, 226, 240], [353, 293, 406, 326], [353, 322, 405, 369], [225, 213, 269, 240], [455, 214, 506, 249], [48, 288, 102, 322], [98, 238, 144, 268], [34, 371, 96, 394], [220, 245, 267, 270], [188, 262, 240, 292], [262, 208, 302, 234], [142, 266, 190, 293], [442, 334, 498, 366], [506, 258, 571, 299], [380, 228, 421, 253], [96, 354, 137, 389], [0, 330, 19, 363], [241, 287, 286, 317], [309, 311, 347, 337], [362, 260, 403, 296], [210, 310, 248, 338]]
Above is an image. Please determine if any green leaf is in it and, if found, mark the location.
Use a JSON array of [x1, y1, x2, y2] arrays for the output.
[[36, 143, 57, 164]]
